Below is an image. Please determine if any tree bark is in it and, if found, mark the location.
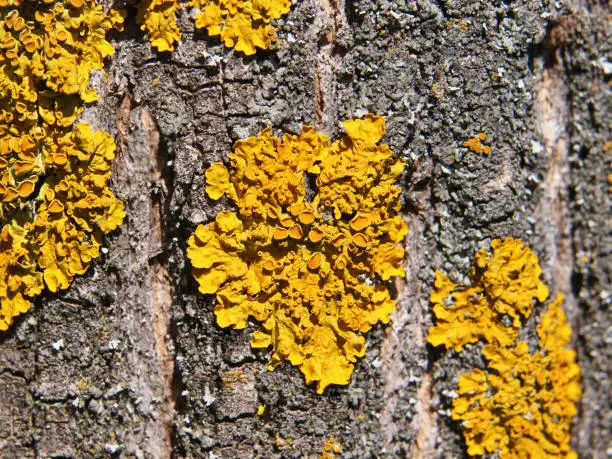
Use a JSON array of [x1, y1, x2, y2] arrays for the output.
[[0, 0, 609, 457]]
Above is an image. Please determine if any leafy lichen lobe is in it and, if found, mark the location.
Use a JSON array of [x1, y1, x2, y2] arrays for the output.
[[189, 0, 292, 55], [137, 0, 293, 55]]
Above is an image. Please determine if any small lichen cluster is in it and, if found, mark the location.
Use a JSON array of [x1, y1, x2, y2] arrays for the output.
[[188, 115, 407, 393], [321, 437, 342, 458], [464, 132, 491, 155], [0, 1, 125, 330], [428, 239, 581, 458], [137, 0, 292, 55]]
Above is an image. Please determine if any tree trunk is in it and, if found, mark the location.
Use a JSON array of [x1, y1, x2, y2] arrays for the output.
[[1, 0, 609, 457]]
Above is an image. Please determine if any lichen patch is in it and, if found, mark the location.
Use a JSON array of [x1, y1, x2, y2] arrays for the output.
[[428, 240, 581, 458], [428, 238, 549, 351]]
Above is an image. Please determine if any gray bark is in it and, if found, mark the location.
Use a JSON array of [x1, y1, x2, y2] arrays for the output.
[[0, 0, 609, 457]]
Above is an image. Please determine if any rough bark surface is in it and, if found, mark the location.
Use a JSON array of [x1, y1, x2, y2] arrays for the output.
[[0, 0, 609, 457]]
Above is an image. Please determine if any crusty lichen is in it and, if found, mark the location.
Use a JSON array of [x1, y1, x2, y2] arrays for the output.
[[188, 0, 292, 55], [464, 132, 491, 155], [188, 115, 407, 393], [428, 238, 549, 351], [137, 0, 182, 52], [321, 437, 342, 458], [0, 1, 125, 330], [453, 294, 581, 458]]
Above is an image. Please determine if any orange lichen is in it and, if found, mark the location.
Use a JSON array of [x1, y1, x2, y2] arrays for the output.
[[221, 368, 246, 390], [463, 132, 491, 155], [274, 434, 293, 449], [321, 437, 342, 458], [188, 0, 292, 55], [0, 1, 125, 330], [428, 238, 549, 351], [188, 114, 407, 393], [137, 0, 181, 52], [453, 294, 581, 458]]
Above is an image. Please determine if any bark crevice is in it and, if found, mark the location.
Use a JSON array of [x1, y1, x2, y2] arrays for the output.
[[533, 17, 576, 312], [314, 0, 346, 133]]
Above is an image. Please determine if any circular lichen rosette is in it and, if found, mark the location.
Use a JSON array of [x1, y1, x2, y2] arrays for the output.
[[188, 114, 407, 393]]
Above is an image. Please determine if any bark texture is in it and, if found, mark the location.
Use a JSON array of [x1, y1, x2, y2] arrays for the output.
[[0, 0, 609, 457]]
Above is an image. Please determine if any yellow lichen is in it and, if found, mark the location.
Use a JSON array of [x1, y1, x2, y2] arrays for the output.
[[429, 241, 581, 457], [428, 238, 548, 351], [77, 377, 89, 392], [274, 434, 293, 449], [463, 132, 491, 155], [137, 0, 182, 52], [221, 368, 246, 390], [0, 222, 44, 330], [136, 0, 292, 54], [188, 114, 407, 393], [188, 0, 292, 55], [321, 437, 342, 458], [428, 238, 549, 351], [453, 294, 581, 458], [0, 1, 125, 330]]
